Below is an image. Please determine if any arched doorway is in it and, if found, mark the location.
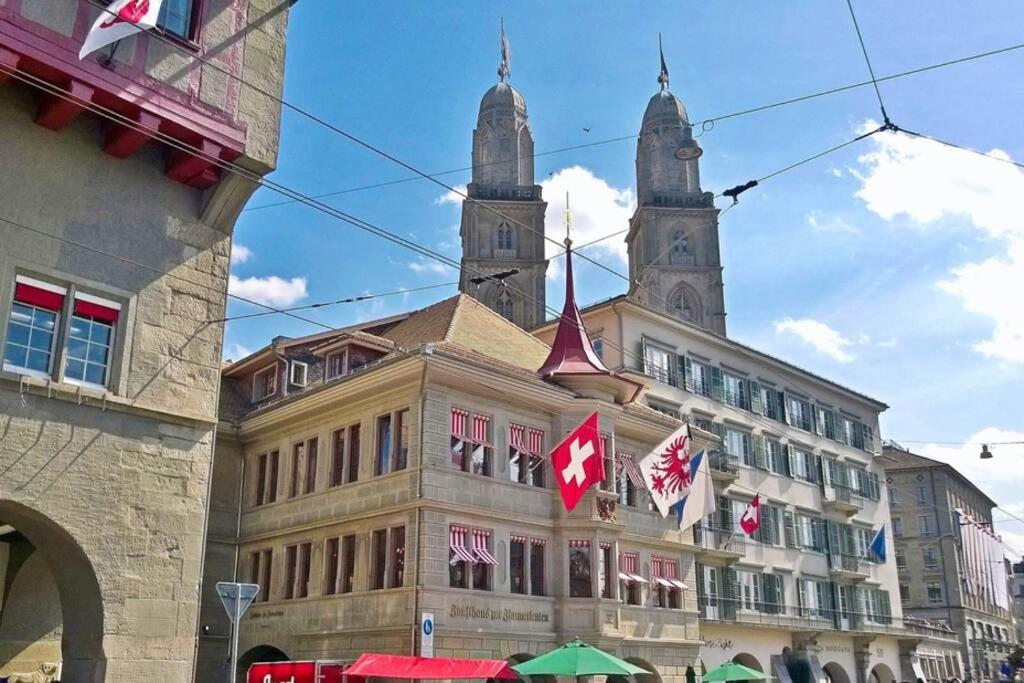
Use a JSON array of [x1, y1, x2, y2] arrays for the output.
[[824, 662, 852, 683], [734, 653, 764, 673], [870, 663, 896, 683], [624, 657, 662, 683], [238, 644, 289, 682], [0, 500, 105, 681]]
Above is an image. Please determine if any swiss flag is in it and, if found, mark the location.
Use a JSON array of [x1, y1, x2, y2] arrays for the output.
[[740, 494, 761, 536], [550, 412, 604, 512]]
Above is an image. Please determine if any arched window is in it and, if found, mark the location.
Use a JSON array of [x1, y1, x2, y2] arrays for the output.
[[668, 285, 699, 324], [669, 230, 689, 265], [496, 223, 514, 253], [496, 291, 514, 321]]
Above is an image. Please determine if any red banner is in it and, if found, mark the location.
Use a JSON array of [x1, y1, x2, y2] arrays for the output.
[[247, 661, 344, 683]]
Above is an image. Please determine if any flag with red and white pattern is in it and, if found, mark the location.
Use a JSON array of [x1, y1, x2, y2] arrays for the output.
[[80, 0, 164, 60]]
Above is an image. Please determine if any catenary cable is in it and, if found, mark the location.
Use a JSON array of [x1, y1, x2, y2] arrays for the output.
[[844, 0, 890, 123]]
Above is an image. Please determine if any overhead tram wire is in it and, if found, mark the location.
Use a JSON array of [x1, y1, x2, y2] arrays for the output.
[[79, 0, 1024, 319], [12, 62, 1024, 534], [844, 0, 890, 124], [236, 42, 1024, 212]]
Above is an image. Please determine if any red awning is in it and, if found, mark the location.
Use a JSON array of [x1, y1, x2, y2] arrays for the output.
[[345, 653, 518, 680]]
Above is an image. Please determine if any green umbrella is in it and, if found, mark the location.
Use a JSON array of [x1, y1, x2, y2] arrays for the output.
[[701, 662, 769, 682], [512, 639, 649, 677]]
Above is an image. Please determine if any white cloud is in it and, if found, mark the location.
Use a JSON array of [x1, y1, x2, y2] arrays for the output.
[[435, 185, 469, 205], [854, 121, 1024, 363], [806, 210, 859, 235], [774, 317, 855, 363], [230, 244, 253, 265], [222, 342, 252, 362], [877, 337, 898, 348], [228, 274, 308, 307], [408, 258, 451, 276], [540, 166, 636, 280], [937, 239, 1024, 363]]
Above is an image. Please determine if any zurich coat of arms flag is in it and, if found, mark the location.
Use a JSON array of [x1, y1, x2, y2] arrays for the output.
[[639, 424, 694, 517], [80, 0, 164, 59]]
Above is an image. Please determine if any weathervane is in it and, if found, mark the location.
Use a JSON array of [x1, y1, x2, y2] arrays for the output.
[[564, 192, 572, 248], [658, 33, 670, 91], [498, 18, 511, 83]]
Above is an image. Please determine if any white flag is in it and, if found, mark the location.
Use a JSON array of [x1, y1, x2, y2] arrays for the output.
[[79, 0, 164, 60], [638, 424, 692, 517], [675, 449, 716, 532]]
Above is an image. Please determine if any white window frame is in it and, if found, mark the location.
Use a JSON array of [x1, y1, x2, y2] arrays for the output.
[[289, 360, 308, 387], [252, 363, 278, 401]]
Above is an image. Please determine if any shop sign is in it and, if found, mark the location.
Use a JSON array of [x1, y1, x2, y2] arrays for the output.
[[449, 604, 550, 623]]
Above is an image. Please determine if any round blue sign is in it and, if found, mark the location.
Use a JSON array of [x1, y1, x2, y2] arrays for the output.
[[423, 618, 433, 635]]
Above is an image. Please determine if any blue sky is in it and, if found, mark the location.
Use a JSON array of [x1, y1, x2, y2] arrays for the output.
[[225, 1, 1024, 548]]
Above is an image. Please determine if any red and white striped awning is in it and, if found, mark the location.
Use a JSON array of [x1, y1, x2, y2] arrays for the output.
[[530, 537, 546, 546], [510, 423, 528, 452], [472, 529, 498, 565], [618, 551, 647, 583], [449, 526, 476, 564], [510, 534, 528, 544], [528, 428, 544, 455], [664, 559, 687, 590], [569, 540, 590, 549], [472, 414, 492, 447], [616, 452, 645, 488], [451, 408, 469, 438]]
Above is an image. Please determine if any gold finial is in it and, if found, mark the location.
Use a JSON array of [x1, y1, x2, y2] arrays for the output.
[[564, 192, 572, 247]]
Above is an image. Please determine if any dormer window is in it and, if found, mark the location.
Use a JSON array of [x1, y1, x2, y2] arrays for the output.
[[326, 350, 348, 380], [252, 364, 278, 401], [289, 360, 308, 387]]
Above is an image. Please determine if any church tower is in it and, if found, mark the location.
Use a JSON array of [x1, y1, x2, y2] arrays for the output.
[[625, 40, 726, 335], [459, 22, 548, 329]]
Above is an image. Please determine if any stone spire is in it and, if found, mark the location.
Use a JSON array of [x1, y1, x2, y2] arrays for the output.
[[658, 32, 669, 92]]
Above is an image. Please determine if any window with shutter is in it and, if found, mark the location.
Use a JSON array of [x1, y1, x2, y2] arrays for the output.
[[749, 381, 762, 414], [754, 435, 768, 470], [784, 511, 796, 547], [722, 567, 737, 619], [711, 367, 724, 401]]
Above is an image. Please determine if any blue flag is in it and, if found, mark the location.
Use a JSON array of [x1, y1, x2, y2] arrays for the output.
[[672, 450, 716, 531], [869, 525, 886, 562]]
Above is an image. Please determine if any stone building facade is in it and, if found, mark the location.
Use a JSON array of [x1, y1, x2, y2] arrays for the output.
[[0, 1, 289, 680], [458, 35, 548, 330], [203, 293, 709, 683], [882, 445, 1017, 680]]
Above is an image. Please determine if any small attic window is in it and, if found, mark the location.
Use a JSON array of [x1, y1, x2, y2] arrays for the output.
[[289, 360, 308, 387], [252, 364, 278, 401], [326, 350, 347, 380]]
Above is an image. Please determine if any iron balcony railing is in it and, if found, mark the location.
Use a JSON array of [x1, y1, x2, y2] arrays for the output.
[[696, 594, 897, 633], [707, 451, 739, 475], [693, 526, 746, 554], [828, 552, 866, 574]]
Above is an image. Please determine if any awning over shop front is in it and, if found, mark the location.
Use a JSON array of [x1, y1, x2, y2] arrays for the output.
[[345, 653, 519, 680]]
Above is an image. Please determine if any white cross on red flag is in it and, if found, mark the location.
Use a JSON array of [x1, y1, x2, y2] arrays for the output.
[[740, 494, 761, 536], [550, 412, 603, 512], [79, 0, 164, 60], [638, 424, 693, 517]]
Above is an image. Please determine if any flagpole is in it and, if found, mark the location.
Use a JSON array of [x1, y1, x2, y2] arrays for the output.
[[99, 40, 122, 69]]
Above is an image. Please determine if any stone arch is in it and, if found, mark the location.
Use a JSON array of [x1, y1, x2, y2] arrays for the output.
[[0, 500, 105, 681], [869, 663, 896, 683], [238, 644, 289, 682], [733, 653, 763, 673], [667, 282, 702, 325], [624, 656, 662, 683], [824, 662, 852, 683]]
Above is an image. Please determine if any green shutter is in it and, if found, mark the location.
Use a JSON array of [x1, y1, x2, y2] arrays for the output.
[[754, 435, 768, 469], [813, 407, 824, 436], [784, 511, 796, 548], [711, 367, 724, 401], [813, 454, 824, 485], [826, 520, 840, 556], [785, 446, 796, 478], [678, 355, 690, 391], [640, 337, 648, 374], [695, 562, 706, 613], [722, 568, 738, 619], [750, 381, 762, 414]]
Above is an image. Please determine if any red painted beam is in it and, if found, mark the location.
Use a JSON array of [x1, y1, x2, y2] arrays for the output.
[[103, 111, 162, 159], [0, 48, 18, 86], [186, 167, 221, 190], [35, 80, 95, 131], [165, 139, 222, 184]]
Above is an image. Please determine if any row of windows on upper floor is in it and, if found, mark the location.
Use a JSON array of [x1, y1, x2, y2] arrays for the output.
[[246, 525, 688, 611], [695, 563, 893, 626], [641, 339, 876, 453], [696, 496, 883, 564], [250, 346, 381, 403]]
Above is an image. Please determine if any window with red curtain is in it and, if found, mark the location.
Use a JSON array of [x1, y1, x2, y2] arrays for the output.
[[4, 277, 66, 376]]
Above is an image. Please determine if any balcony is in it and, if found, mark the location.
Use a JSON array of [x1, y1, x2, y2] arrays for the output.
[[707, 451, 739, 485], [494, 248, 517, 260], [828, 553, 868, 582], [692, 527, 745, 562], [822, 485, 862, 516], [698, 597, 901, 635]]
